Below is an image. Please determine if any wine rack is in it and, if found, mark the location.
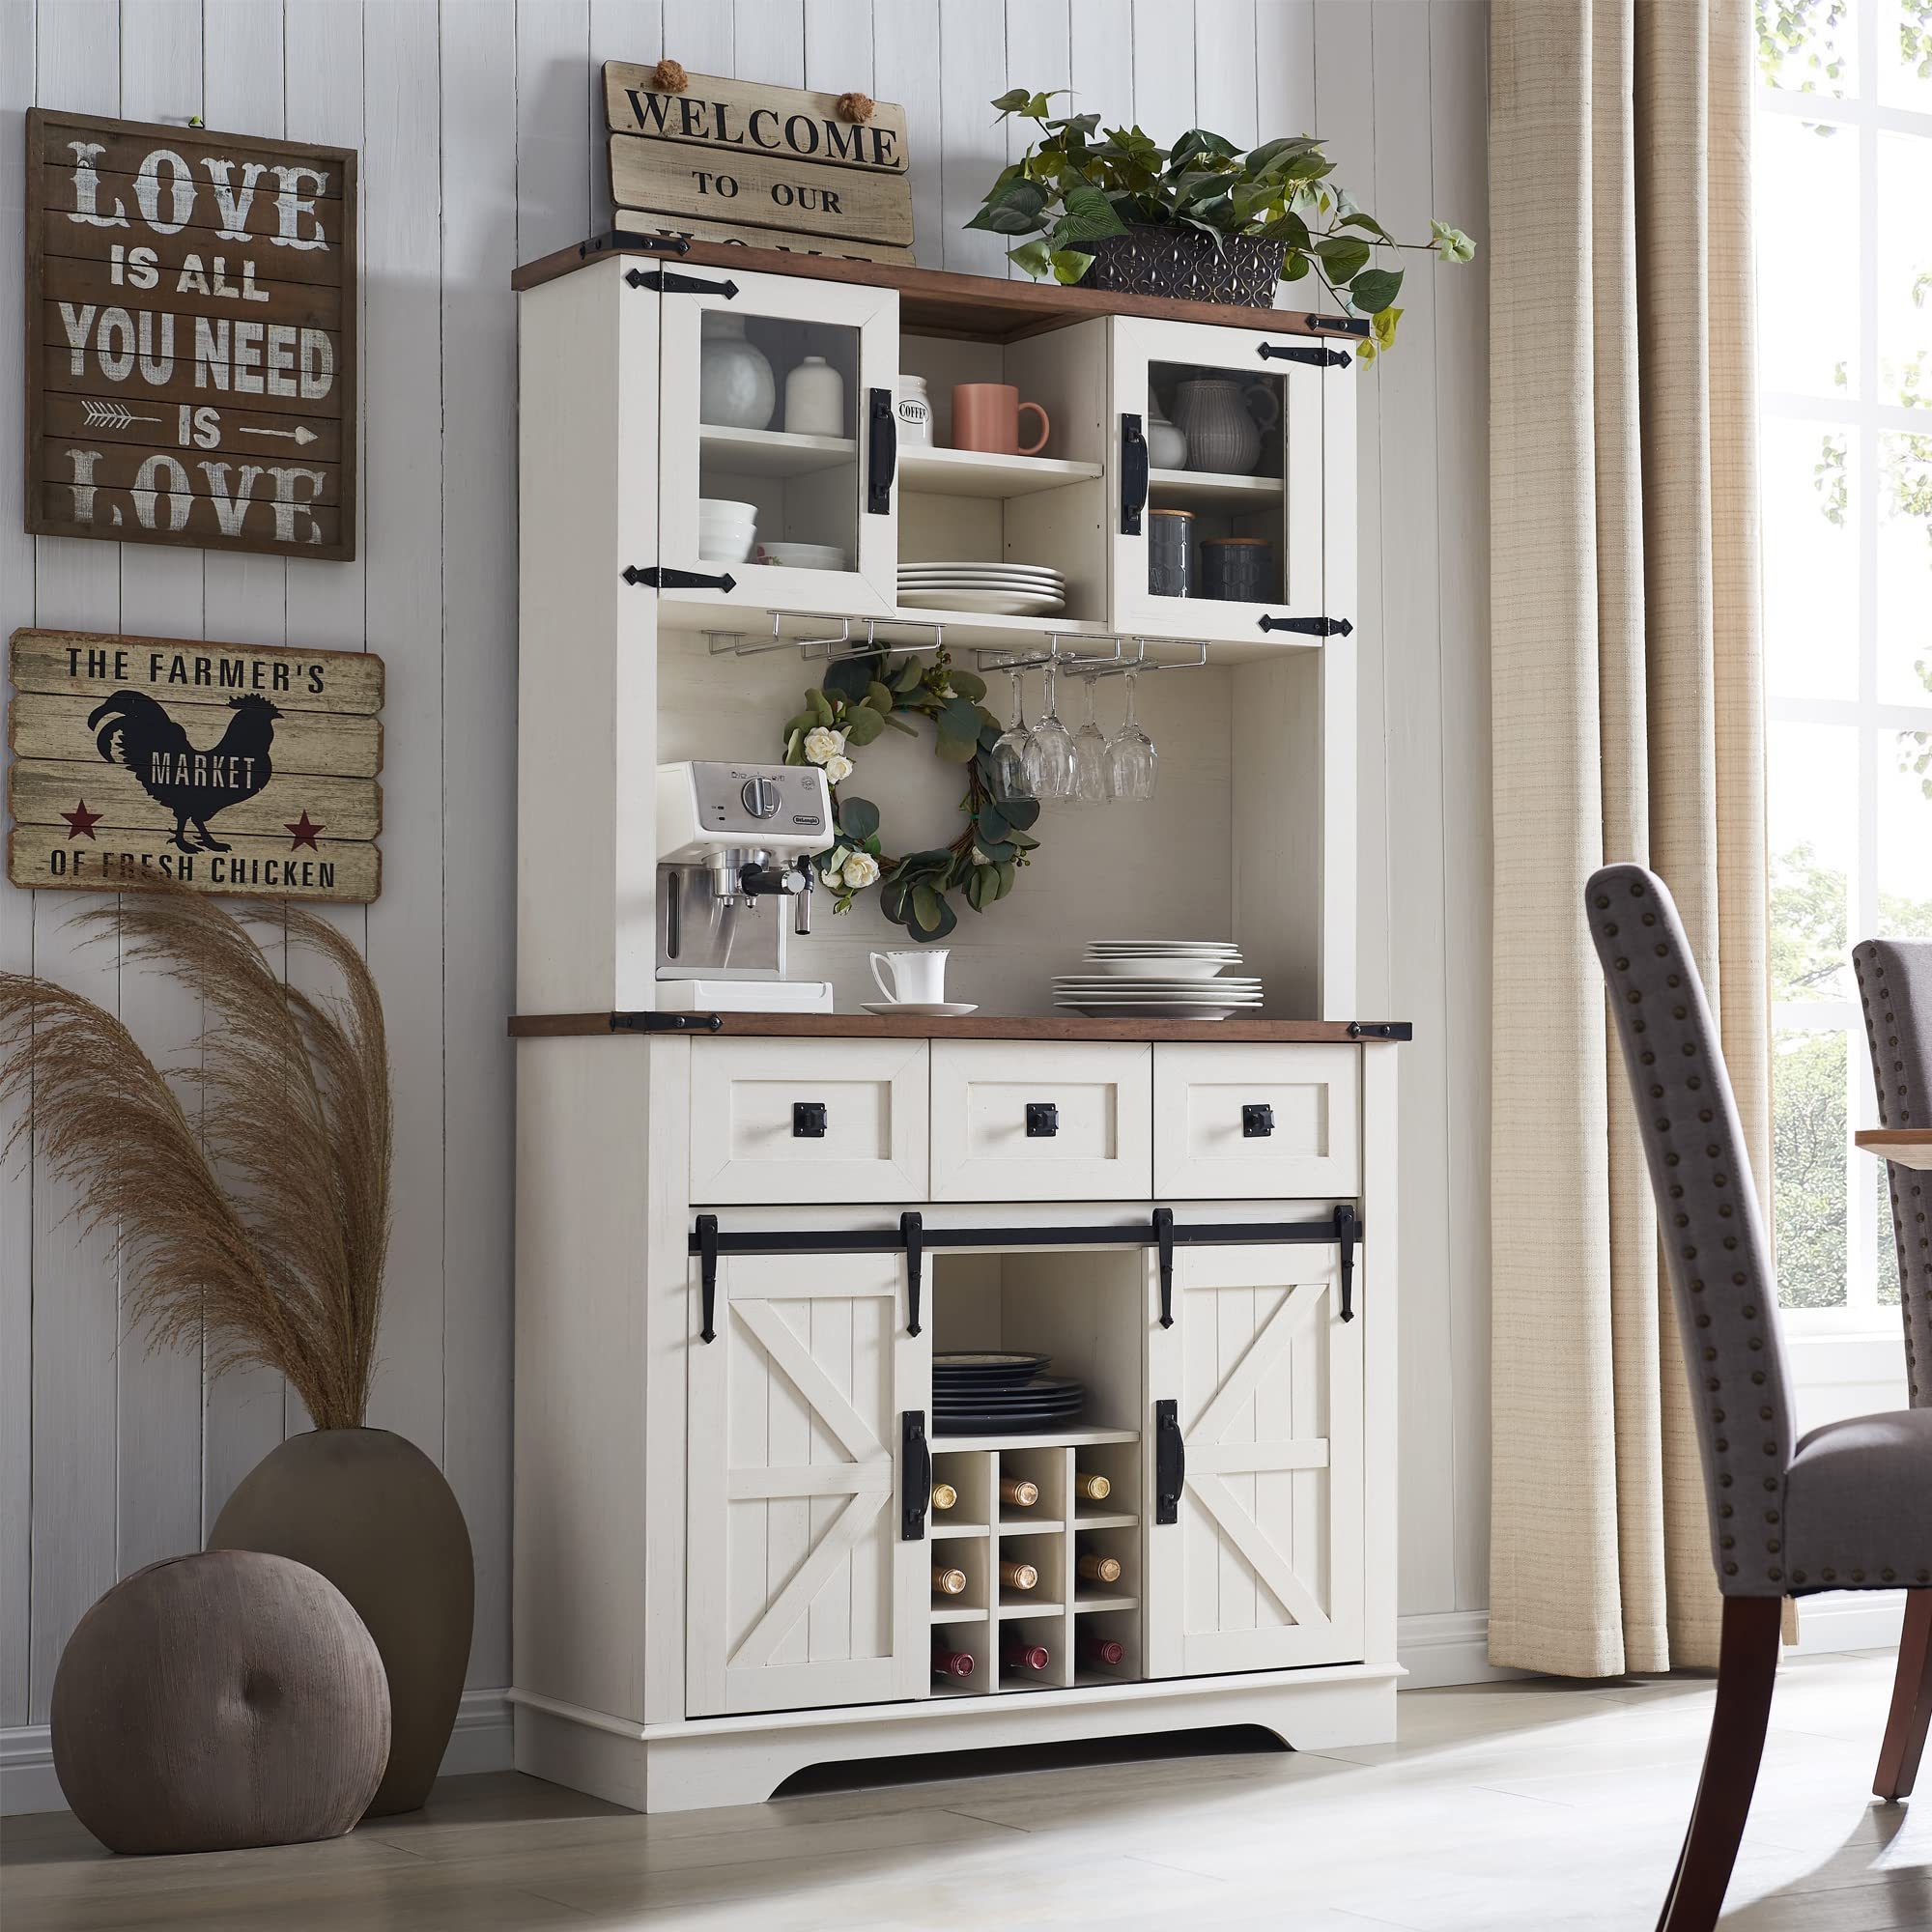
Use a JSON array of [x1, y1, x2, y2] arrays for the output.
[[923, 1433, 1142, 1694]]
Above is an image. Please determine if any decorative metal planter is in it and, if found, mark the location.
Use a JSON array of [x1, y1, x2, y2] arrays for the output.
[[1080, 226, 1289, 306]]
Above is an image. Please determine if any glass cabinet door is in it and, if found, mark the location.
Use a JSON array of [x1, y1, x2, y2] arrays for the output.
[[1108, 315, 1336, 644], [659, 267, 898, 617]]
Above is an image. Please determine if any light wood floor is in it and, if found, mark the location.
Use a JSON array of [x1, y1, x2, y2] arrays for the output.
[[4, 1648, 1926, 1929]]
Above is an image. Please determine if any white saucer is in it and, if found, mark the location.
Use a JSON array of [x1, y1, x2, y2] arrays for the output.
[[861, 1001, 979, 1018]]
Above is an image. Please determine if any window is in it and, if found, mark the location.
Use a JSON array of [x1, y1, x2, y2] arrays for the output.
[[1756, 0, 1932, 1319]]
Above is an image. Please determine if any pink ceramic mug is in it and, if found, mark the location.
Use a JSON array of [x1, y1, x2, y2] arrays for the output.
[[951, 383, 1050, 457]]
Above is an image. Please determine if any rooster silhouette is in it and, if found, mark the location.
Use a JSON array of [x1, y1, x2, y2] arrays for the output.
[[86, 691, 282, 853]]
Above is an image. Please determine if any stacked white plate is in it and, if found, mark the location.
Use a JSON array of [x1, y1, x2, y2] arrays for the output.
[[897, 560, 1066, 617], [1055, 940, 1262, 1020]]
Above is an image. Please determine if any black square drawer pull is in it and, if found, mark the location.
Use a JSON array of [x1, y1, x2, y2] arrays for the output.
[[1242, 1103, 1275, 1138], [1025, 1101, 1059, 1137], [793, 1101, 828, 1138]]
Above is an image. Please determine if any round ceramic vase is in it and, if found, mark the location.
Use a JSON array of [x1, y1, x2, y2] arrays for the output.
[[1172, 378, 1273, 475], [784, 355, 844, 437], [699, 313, 776, 430]]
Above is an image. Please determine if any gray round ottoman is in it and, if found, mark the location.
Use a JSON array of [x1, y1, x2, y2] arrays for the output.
[[51, 1549, 390, 1855]]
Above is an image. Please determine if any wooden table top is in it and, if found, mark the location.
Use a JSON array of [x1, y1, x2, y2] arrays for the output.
[[1855, 1128, 1932, 1172], [509, 1011, 1412, 1044]]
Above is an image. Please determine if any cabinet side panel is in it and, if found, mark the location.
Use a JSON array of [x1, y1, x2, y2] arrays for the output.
[[1232, 653, 1323, 1018], [515, 1038, 651, 1721], [1320, 363, 1360, 1018], [1360, 1043, 1399, 1666], [517, 261, 657, 1010]]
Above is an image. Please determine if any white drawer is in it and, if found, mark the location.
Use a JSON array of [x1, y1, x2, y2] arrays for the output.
[[689, 1037, 929, 1204], [1152, 1042, 1359, 1198], [930, 1041, 1151, 1201]]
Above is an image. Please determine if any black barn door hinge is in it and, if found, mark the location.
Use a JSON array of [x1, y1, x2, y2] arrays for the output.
[[1258, 614, 1353, 638], [900, 1211, 924, 1338], [1257, 342, 1352, 369], [623, 565, 738, 593], [1153, 1206, 1176, 1328], [696, 1213, 720, 1343], [625, 268, 739, 298], [1333, 1204, 1358, 1322]]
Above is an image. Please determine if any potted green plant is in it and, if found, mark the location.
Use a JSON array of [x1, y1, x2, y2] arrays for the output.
[[0, 886, 471, 1817], [970, 90, 1475, 355]]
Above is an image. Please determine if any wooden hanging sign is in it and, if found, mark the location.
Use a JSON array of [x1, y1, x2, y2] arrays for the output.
[[604, 64, 914, 261], [7, 627, 384, 902], [24, 108, 357, 560]]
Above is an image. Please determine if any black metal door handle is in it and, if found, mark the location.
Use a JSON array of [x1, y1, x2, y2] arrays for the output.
[[1242, 1103, 1275, 1138], [1025, 1101, 1059, 1137], [1120, 412, 1149, 534], [697, 1213, 719, 1343], [901, 1410, 930, 1540], [1154, 1399, 1183, 1523], [793, 1101, 828, 1137], [867, 386, 895, 515]]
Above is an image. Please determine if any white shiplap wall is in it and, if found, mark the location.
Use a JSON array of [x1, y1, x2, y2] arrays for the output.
[[0, 0, 1492, 1745]]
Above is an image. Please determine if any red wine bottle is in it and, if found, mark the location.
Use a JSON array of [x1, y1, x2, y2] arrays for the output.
[[1081, 1635, 1126, 1667], [932, 1645, 975, 1679], [1003, 1640, 1050, 1671]]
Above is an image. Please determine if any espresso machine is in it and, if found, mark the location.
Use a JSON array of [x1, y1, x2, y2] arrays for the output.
[[655, 760, 837, 1012]]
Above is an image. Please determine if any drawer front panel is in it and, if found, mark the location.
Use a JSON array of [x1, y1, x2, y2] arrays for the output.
[[1152, 1042, 1359, 1198], [690, 1037, 929, 1204], [930, 1041, 1151, 1201]]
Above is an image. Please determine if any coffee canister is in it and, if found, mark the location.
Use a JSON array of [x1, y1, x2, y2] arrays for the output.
[[1201, 536, 1273, 602], [895, 374, 933, 447], [1148, 507, 1195, 598]]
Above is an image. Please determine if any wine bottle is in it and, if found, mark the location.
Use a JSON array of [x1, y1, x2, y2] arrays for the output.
[[1002, 1640, 1050, 1671], [997, 1559, 1038, 1591], [1081, 1635, 1126, 1667], [932, 1645, 975, 1679], [997, 1477, 1039, 1508], [1076, 1553, 1122, 1584], [1072, 1470, 1112, 1502], [930, 1482, 958, 1511], [932, 1563, 968, 1596]]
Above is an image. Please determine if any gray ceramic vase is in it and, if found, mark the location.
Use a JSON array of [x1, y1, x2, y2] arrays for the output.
[[209, 1428, 473, 1817]]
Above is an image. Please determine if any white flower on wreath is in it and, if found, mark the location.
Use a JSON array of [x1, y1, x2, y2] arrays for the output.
[[804, 725, 845, 764], [970, 846, 990, 866], [823, 753, 855, 785], [840, 851, 881, 889]]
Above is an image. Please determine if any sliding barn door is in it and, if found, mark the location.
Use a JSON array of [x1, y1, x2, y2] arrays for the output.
[[687, 1250, 928, 1717], [1146, 1242, 1363, 1676]]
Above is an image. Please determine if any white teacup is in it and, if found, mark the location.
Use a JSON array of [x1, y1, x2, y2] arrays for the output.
[[870, 948, 949, 1005]]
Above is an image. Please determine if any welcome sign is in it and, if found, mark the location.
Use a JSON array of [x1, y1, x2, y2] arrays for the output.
[[7, 627, 384, 902], [24, 109, 357, 560], [604, 65, 914, 263]]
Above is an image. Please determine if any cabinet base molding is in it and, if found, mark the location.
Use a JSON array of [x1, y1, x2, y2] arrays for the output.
[[510, 1665, 1399, 1814]]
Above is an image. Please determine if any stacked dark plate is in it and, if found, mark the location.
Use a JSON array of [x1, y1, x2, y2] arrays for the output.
[[933, 1352, 1086, 1435]]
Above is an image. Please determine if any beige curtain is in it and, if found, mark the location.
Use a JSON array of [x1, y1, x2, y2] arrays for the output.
[[1488, 0, 1769, 1678]]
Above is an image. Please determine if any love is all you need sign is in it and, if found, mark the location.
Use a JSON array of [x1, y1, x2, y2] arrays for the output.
[[25, 109, 356, 560], [8, 627, 383, 903]]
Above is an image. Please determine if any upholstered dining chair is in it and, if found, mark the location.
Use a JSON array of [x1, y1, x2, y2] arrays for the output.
[[1585, 865, 1932, 1932], [1852, 936, 1932, 1801]]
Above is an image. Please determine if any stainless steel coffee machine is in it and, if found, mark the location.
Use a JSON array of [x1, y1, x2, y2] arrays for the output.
[[655, 761, 836, 1012]]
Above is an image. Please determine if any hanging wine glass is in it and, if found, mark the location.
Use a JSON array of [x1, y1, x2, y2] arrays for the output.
[[1105, 669, 1158, 803], [1024, 657, 1076, 803], [988, 669, 1036, 806], [1070, 676, 1112, 808]]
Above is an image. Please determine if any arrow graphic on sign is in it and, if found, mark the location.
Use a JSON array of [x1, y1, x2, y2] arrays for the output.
[[239, 424, 320, 446], [81, 401, 162, 431]]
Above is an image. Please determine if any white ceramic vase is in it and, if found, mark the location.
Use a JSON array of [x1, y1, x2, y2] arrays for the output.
[[784, 355, 845, 437], [700, 314, 776, 431], [1171, 378, 1278, 475]]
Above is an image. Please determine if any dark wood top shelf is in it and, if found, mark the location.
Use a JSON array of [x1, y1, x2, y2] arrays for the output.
[[509, 1012, 1411, 1043], [512, 233, 1371, 347]]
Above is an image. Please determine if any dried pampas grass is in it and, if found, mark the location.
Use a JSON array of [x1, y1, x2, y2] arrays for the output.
[[0, 884, 391, 1430]]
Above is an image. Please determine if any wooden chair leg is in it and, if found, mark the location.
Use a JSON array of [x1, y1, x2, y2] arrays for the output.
[[1656, 1595, 1783, 1932], [1874, 1589, 1932, 1801]]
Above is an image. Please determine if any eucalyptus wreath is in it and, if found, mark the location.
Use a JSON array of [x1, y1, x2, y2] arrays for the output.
[[780, 649, 1041, 942]]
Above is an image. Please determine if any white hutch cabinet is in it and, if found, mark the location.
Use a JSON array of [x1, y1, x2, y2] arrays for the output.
[[510, 236, 1401, 1812]]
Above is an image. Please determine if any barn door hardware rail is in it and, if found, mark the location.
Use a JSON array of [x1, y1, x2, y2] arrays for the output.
[[1258, 614, 1353, 638], [1257, 342, 1352, 369], [689, 1208, 1365, 1341], [626, 267, 738, 298], [1348, 1021, 1412, 1040], [1301, 311, 1371, 337], [607, 1011, 724, 1035], [585, 230, 691, 259], [625, 565, 739, 592]]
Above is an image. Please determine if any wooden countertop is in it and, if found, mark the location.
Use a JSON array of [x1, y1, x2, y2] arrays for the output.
[[1856, 1128, 1932, 1171], [509, 1011, 1411, 1043]]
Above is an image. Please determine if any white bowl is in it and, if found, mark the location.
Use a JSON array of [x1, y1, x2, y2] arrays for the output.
[[698, 497, 757, 521], [757, 543, 847, 569], [699, 528, 755, 564]]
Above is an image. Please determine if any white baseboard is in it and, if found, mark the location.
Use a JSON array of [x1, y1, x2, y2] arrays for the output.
[[1792, 1589, 1906, 1656], [1396, 1609, 1533, 1689], [2, 1687, 515, 1817]]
